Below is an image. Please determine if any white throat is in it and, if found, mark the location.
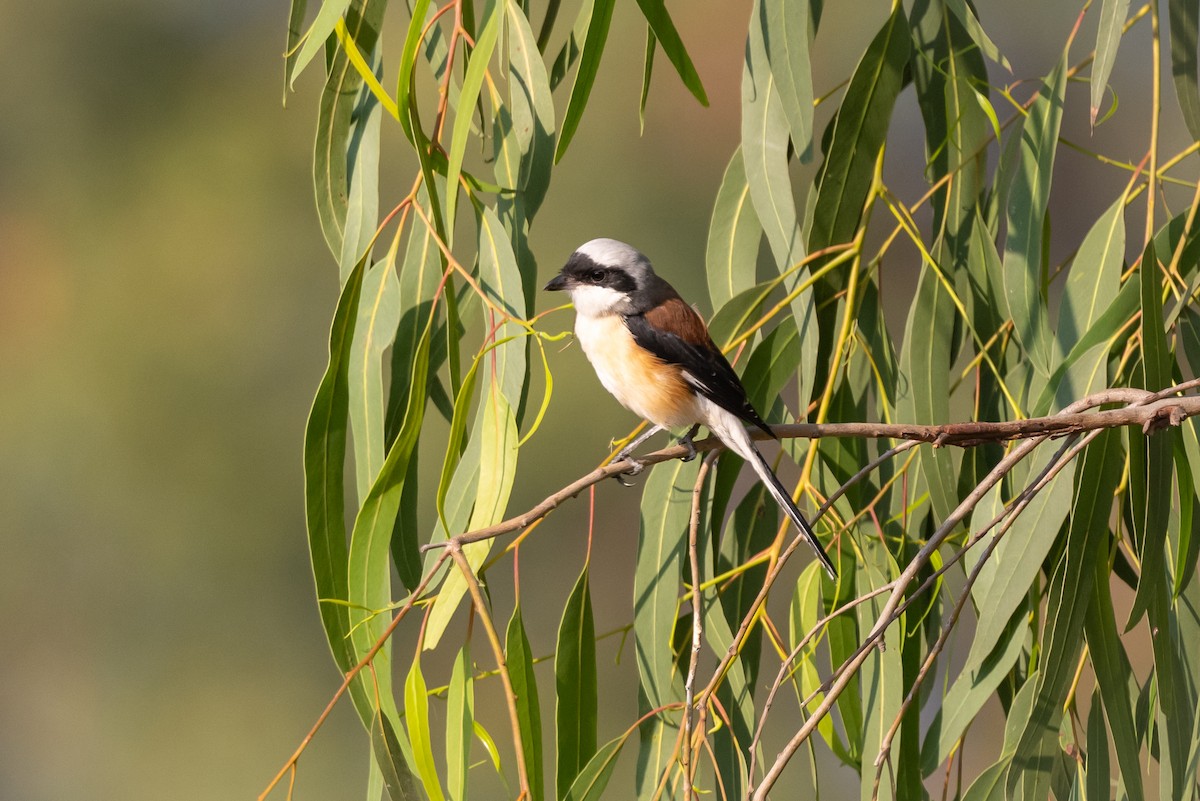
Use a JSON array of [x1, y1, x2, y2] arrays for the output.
[[568, 284, 630, 319]]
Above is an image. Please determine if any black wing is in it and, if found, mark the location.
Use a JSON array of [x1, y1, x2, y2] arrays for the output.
[[624, 311, 776, 439]]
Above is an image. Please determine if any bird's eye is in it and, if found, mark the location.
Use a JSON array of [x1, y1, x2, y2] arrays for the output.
[[587, 269, 606, 283]]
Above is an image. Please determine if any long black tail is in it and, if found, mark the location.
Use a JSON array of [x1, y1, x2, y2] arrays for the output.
[[746, 445, 838, 579]]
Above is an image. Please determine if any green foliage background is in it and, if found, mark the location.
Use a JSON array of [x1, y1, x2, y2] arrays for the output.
[[2, 1, 1200, 801]]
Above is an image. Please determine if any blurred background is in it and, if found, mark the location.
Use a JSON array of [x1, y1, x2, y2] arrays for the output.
[[0, 1, 1186, 798]]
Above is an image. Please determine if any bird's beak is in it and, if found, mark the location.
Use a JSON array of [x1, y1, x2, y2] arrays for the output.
[[543, 273, 569, 292]]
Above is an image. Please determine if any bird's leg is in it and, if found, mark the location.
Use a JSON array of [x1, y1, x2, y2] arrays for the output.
[[611, 425, 664, 484], [677, 424, 702, 462]]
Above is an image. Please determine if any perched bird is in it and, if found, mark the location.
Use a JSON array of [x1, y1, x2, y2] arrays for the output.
[[544, 238, 837, 578]]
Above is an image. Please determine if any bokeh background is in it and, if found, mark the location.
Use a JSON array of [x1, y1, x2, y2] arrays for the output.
[[0, 1, 1185, 799]]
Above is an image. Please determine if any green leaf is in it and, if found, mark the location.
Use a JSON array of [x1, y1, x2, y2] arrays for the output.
[[436, 345, 485, 533], [1092, 0, 1132, 125], [1058, 196, 1125, 354], [337, 49, 383, 279], [507, 604, 545, 801], [633, 0, 708, 106], [425, 383, 519, 649], [858, 538, 904, 801], [350, 243, 400, 500], [549, 0, 592, 91], [707, 482, 767, 801], [497, 0, 557, 220], [922, 598, 1028, 774], [397, 0, 433, 146], [789, 561, 852, 763], [762, 0, 814, 157], [638, 27, 655, 133], [1177, 418, 1200, 596], [740, 314, 800, 412], [1030, 267, 1137, 418], [303, 257, 377, 723], [964, 444, 1078, 693], [961, 671, 1040, 801], [1169, 0, 1200, 140], [1007, 428, 1123, 800], [372, 711, 423, 801], [555, 566, 598, 799], [634, 458, 697, 710], [476, 204, 530, 407], [706, 147, 763, 312], [563, 734, 626, 801], [1001, 47, 1065, 377], [897, 260, 961, 526], [1084, 537, 1145, 801], [555, 0, 616, 162], [405, 652, 447, 801], [284, 0, 310, 100], [347, 312, 433, 717], [1127, 240, 1173, 628], [386, 197, 442, 443], [807, 4, 909, 256], [444, 0, 502, 245], [1086, 688, 1110, 801], [742, 0, 803, 270], [446, 646, 474, 801], [824, 546, 863, 762], [314, 0, 386, 260], [942, 0, 1009, 70], [290, 0, 354, 88], [707, 278, 778, 349]]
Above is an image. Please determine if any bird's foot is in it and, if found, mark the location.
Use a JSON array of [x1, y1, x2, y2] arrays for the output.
[[676, 425, 701, 462], [614, 458, 646, 486]]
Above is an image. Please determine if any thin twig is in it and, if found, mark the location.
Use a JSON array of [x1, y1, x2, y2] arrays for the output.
[[751, 387, 1168, 799], [683, 453, 718, 800], [258, 550, 450, 801], [446, 541, 532, 801]]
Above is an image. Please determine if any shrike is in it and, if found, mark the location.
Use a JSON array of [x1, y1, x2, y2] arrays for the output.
[[545, 238, 837, 578]]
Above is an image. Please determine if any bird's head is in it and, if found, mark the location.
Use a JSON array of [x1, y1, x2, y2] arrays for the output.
[[544, 238, 658, 317]]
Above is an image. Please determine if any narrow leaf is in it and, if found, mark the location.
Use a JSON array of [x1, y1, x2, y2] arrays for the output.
[[1092, 0, 1132, 125], [742, 0, 803, 270], [639, 27, 656, 133], [706, 147, 763, 311], [555, 0, 616, 162], [446, 646, 474, 801], [507, 604, 545, 801], [1008, 428, 1123, 799], [1001, 47, 1065, 376], [444, 0, 502, 243], [563, 735, 626, 801], [290, 0, 354, 88], [1170, 0, 1200, 140], [405, 653, 447, 801], [634, 458, 696, 710], [1086, 688, 1110, 801], [284, 0, 309, 100], [314, 0, 385, 259], [372, 711, 423, 801], [303, 258, 377, 723], [1084, 536, 1145, 801], [633, 0, 708, 106], [556, 567, 598, 799], [425, 383, 519, 648], [1128, 239, 1173, 627], [762, 0, 815, 157]]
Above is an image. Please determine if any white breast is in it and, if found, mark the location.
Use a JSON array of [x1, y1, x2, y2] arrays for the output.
[[572, 312, 700, 429]]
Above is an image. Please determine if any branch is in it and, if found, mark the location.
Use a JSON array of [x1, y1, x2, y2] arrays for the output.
[[749, 386, 1179, 799], [424, 390, 1200, 554]]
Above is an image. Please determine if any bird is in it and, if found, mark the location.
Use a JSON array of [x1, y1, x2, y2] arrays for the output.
[[544, 238, 837, 579]]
